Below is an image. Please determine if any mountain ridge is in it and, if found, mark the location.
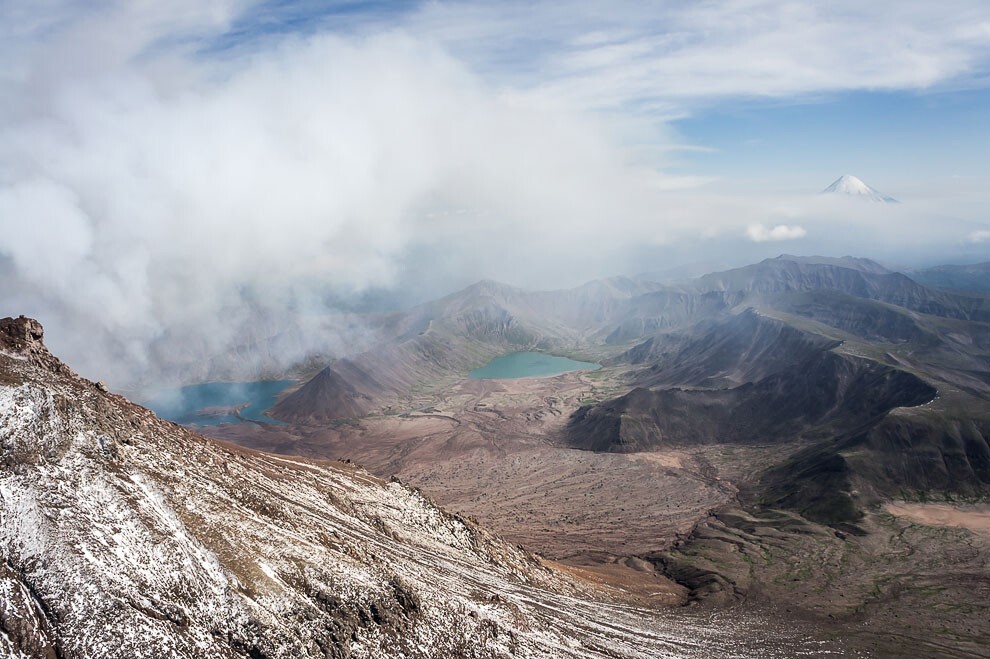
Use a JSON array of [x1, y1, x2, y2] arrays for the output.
[[268, 256, 990, 424], [3, 315, 830, 658]]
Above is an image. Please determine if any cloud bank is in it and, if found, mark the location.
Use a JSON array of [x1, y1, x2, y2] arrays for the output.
[[1, 1, 988, 386], [0, 15, 683, 384]]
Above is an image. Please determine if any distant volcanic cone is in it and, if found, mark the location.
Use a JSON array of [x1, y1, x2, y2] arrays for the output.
[[822, 174, 898, 203]]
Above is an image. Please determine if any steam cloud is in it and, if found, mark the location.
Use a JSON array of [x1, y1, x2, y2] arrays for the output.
[[0, 27, 680, 385]]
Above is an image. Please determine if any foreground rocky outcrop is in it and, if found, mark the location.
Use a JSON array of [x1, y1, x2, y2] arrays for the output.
[[0, 316, 830, 658]]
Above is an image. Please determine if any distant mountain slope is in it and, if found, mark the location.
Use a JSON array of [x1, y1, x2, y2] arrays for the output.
[[613, 310, 840, 389], [561, 253, 990, 527], [271, 277, 670, 423], [766, 254, 892, 274], [907, 262, 990, 292], [272, 255, 990, 423], [603, 290, 734, 344], [568, 330, 935, 453], [4, 316, 808, 658], [765, 289, 932, 343], [691, 257, 990, 322]]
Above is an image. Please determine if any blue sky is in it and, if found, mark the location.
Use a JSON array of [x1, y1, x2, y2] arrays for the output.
[[673, 88, 990, 194], [2, 1, 990, 379], [200, 0, 990, 196]]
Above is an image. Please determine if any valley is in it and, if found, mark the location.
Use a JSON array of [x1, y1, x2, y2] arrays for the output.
[[6, 254, 990, 657], [211, 355, 989, 658], [7, 4, 990, 657], [192, 255, 990, 657], [212, 368, 725, 567], [0, 316, 845, 658]]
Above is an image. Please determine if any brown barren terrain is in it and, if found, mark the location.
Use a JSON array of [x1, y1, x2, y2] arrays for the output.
[[208, 363, 990, 657], [212, 369, 730, 580], [884, 502, 990, 537]]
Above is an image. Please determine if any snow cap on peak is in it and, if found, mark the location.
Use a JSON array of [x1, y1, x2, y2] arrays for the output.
[[821, 175, 898, 203], [826, 175, 871, 194]]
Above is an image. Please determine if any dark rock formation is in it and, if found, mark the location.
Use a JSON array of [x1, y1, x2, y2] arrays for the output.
[[0, 315, 44, 346], [271, 361, 377, 423], [569, 309, 936, 454]]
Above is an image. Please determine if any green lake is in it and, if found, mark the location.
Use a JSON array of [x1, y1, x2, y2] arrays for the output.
[[143, 380, 294, 426], [469, 352, 600, 380]]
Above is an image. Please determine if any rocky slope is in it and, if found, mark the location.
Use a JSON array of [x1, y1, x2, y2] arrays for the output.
[[689, 256, 990, 322], [907, 262, 990, 292], [0, 316, 829, 658], [567, 349, 935, 453]]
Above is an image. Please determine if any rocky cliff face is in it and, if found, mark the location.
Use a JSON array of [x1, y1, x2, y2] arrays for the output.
[[0, 317, 827, 658]]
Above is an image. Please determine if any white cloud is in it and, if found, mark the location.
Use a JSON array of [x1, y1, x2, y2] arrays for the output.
[[1, 1, 988, 385], [402, 1, 990, 111], [746, 224, 808, 242], [0, 7, 694, 383], [967, 230, 990, 243]]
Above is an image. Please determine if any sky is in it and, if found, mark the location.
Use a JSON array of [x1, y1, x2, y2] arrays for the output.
[[1, 0, 989, 383]]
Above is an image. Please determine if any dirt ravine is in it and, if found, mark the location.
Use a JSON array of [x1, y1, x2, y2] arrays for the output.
[[884, 501, 990, 537]]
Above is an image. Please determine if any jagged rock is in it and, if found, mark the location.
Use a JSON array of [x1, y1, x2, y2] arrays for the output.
[[0, 315, 44, 348]]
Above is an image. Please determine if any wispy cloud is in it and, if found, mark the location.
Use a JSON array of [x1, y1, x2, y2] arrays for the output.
[[396, 1, 990, 112]]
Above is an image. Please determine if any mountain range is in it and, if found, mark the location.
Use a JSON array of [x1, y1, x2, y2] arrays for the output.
[[4, 252, 990, 657], [219, 253, 989, 656], [1, 315, 839, 658]]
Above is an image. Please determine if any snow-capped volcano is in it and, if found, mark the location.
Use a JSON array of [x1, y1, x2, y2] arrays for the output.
[[822, 174, 898, 203]]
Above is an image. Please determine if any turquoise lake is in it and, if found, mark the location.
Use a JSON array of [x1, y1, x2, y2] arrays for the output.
[[143, 380, 294, 426], [469, 352, 600, 379]]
